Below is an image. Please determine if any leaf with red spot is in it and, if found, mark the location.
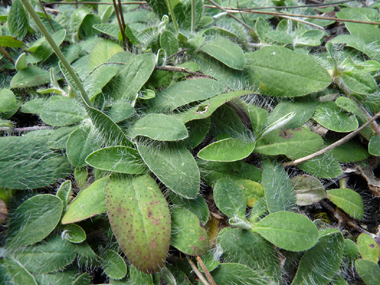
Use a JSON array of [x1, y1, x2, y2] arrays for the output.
[[170, 207, 209, 256], [106, 174, 171, 273]]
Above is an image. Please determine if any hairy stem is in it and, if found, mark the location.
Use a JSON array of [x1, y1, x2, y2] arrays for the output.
[[165, 0, 179, 33], [20, 0, 92, 106]]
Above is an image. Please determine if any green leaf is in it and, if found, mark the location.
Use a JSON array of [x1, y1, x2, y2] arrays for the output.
[[214, 179, 247, 219], [8, 0, 29, 39], [174, 90, 252, 123], [84, 65, 118, 99], [217, 228, 281, 283], [0, 89, 16, 113], [313, 101, 358, 132], [198, 160, 262, 187], [14, 236, 76, 273], [248, 104, 268, 136], [246, 46, 331, 97], [266, 99, 318, 129], [15, 52, 27, 71], [198, 138, 255, 162], [169, 192, 209, 225], [342, 70, 378, 95], [327, 188, 364, 219], [3, 258, 37, 285], [0, 136, 72, 189], [160, 30, 178, 56], [11, 66, 50, 88], [106, 174, 171, 273], [252, 211, 319, 252], [170, 207, 208, 256], [80, 14, 101, 38], [33, 270, 78, 285], [40, 98, 86, 127], [130, 265, 154, 285], [56, 180, 72, 208], [62, 176, 109, 224], [200, 37, 245, 70], [72, 273, 91, 285], [326, 138, 369, 163], [86, 146, 148, 174], [107, 100, 135, 123], [6, 194, 63, 247], [148, 78, 226, 112], [355, 259, 380, 285], [291, 175, 326, 206], [298, 153, 342, 179], [255, 128, 323, 159], [137, 142, 200, 199], [114, 53, 156, 102], [369, 134, 380, 156], [93, 23, 119, 38], [61, 224, 86, 243], [75, 167, 88, 188], [0, 36, 26, 48], [66, 127, 102, 167], [145, 0, 168, 18], [21, 98, 49, 115], [183, 118, 211, 149], [357, 233, 380, 263], [127, 114, 188, 141], [261, 159, 296, 213], [344, 239, 360, 263], [235, 179, 264, 207], [88, 39, 124, 70], [102, 249, 127, 280], [210, 263, 265, 285], [48, 126, 79, 149], [291, 230, 344, 285], [27, 30, 66, 62]]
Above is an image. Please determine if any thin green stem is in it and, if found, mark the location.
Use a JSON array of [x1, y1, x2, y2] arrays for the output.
[[166, 0, 179, 33], [20, 0, 92, 106], [191, 0, 196, 34]]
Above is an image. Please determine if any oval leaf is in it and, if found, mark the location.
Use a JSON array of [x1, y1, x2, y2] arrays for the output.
[[252, 211, 319, 252], [11, 66, 50, 88], [102, 249, 127, 280], [86, 146, 148, 174], [291, 175, 326, 206], [246, 46, 331, 97], [211, 263, 265, 285], [327, 188, 364, 219], [106, 174, 171, 273], [214, 179, 247, 219], [7, 194, 63, 247], [357, 233, 380, 263]]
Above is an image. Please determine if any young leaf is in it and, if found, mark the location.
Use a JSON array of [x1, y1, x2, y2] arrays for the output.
[[56, 180, 72, 208], [66, 127, 102, 168], [62, 176, 109, 224], [106, 174, 171, 273], [246, 46, 331, 97], [61, 224, 86, 243], [218, 228, 281, 283], [85, 146, 148, 174], [327, 188, 364, 219], [313, 102, 358, 132], [355, 259, 380, 285], [27, 30, 66, 62], [127, 114, 188, 141], [369, 134, 380, 156], [210, 263, 265, 285], [88, 39, 124, 70], [7, 194, 63, 247], [357, 233, 380, 263], [160, 30, 178, 56], [14, 236, 76, 273], [248, 104, 268, 136], [235, 179, 264, 207], [261, 159, 296, 213], [102, 249, 127, 280], [130, 265, 154, 285], [84, 65, 118, 99], [292, 175, 326, 206], [213, 178, 247, 219], [11, 66, 50, 88], [198, 138, 255, 162], [0, 89, 16, 113], [200, 37, 246, 70], [8, 0, 29, 39], [291, 230, 344, 285], [137, 142, 200, 199], [170, 207, 208, 256], [252, 211, 319, 252]]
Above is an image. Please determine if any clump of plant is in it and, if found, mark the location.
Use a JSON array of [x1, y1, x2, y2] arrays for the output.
[[1, 0, 380, 284]]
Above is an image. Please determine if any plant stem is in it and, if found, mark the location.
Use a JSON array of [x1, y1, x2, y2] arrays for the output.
[[191, 0, 196, 34], [283, 111, 380, 167], [0, 45, 15, 65], [38, 0, 55, 32], [166, 0, 179, 33], [187, 256, 210, 285], [196, 256, 216, 285], [20, 0, 92, 106], [112, 0, 128, 45]]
